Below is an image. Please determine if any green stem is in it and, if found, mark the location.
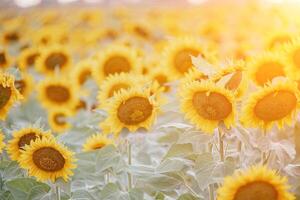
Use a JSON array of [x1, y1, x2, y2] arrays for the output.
[[209, 184, 214, 200], [55, 184, 61, 200], [218, 128, 224, 162], [127, 140, 132, 190]]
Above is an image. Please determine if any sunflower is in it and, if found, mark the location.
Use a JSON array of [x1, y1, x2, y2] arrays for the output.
[[71, 59, 95, 87], [82, 134, 114, 152], [265, 31, 293, 50], [241, 81, 299, 130], [14, 73, 34, 101], [162, 37, 211, 78], [180, 67, 208, 88], [97, 73, 146, 109], [93, 44, 140, 84], [1, 29, 20, 45], [211, 60, 248, 98], [100, 87, 161, 136], [179, 80, 236, 133], [247, 51, 287, 86], [17, 47, 40, 71], [123, 20, 153, 40], [36, 45, 72, 75], [284, 37, 300, 79], [148, 68, 171, 93], [0, 49, 13, 70], [7, 127, 53, 161], [19, 137, 76, 182], [0, 73, 22, 120], [0, 131, 5, 154], [37, 76, 78, 110], [217, 165, 295, 200], [48, 108, 73, 134]]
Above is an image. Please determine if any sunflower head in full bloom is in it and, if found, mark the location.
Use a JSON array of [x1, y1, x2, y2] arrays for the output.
[[19, 137, 76, 182], [217, 165, 295, 200], [100, 87, 162, 136], [36, 45, 72, 76], [14, 73, 34, 102], [163, 37, 212, 79], [0, 131, 5, 154], [97, 72, 147, 109], [17, 47, 40, 71], [72, 59, 95, 88], [48, 108, 73, 134], [93, 44, 140, 84], [247, 51, 288, 86], [241, 81, 299, 131], [0, 49, 13, 70], [82, 134, 114, 152], [37, 76, 78, 110], [0, 73, 22, 120], [179, 80, 236, 133], [7, 127, 53, 161]]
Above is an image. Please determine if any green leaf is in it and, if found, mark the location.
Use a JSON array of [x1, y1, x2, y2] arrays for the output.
[[158, 132, 179, 144], [155, 192, 165, 200], [177, 193, 201, 200], [129, 188, 143, 200], [0, 161, 24, 180], [5, 178, 50, 200], [99, 183, 121, 200], [156, 158, 191, 173], [164, 144, 193, 159], [0, 190, 14, 200]]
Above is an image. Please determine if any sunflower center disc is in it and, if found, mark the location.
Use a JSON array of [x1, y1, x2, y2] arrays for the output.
[[104, 56, 131, 76], [26, 53, 39, 66], [234, 181, 278, 200], [108, 83, 129, 97], [0, 85, 11, 109], [18, 132, 38, 149], [54, 113, 66, 125], [46, 85, 70, 103], [33, 147, 65, 172], [293, 48, 300, 69], [256, 62, 285, 85], [174, 48, 199, 74], [15, 80, 26, 95], [254, 90, 297, 121], [45, 53, 68, 70], [192, 91, 232, 120], [0, 53, 7, 65], [79, 70, 91, 85], [117, 96, 153, 125]]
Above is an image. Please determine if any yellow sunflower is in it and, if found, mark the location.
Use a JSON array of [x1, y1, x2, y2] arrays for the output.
[[241, 81, 299, 130], [37, 76, 78, 110], [123, 20, 153, 41], [17, 47, 40, 71], [180, 67, 208, 88], [0, 49, 13, 70], [93, 44, 140, 84], [97, 72, 146, 109], [179, 80, 236, 133], [162, 36, 212, 78], [217, 165, 295, 200], [48, 108, 73, 134], [14, 73, 34, 101], [82, 134, 114, 152], [148, 68, 171, 93], [0, 73, 22, 120], [265, 31, 294, 50], [72, 59, 95, 87], [100, 87, 161, 136], [1, 29, 20, 45], [19, 137, 76, 182], [247, 51, 287, 86], [284, 37, 300, 79], [0, 131, 5, 154], [7, 127, 53, 161], [211, 60, 248, 98], [36, 45, 72, 75]]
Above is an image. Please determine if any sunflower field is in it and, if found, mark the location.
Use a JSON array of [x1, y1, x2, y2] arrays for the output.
[[1, 0, 300, 199]]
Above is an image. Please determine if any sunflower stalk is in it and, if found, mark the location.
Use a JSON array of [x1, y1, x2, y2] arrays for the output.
[[218, 128, 224, 162], [209, 184, 215, 200], [55, 184, 61, 200], [127, 139, 132, 190]]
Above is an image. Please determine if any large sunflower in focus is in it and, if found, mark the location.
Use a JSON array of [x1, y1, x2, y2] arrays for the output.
[[217, 165, 295, 200], [19, 137, 76, 182]]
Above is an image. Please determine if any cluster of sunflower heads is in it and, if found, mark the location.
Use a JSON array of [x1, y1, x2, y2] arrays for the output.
[[0, 1, 300, 199]]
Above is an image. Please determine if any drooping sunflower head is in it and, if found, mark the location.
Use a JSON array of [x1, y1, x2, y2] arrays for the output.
[[37, 76, 78, 110], [48, 108, 73, 134], [247, 51, 287, 86], [0, 49, 13, 70], [97, 72, 147, 109], [179, 80, 236, 133], [163, 37, 211, 78], [7, 127, 53, 161], [100, 87, 161, 136], [211, 59, 248, 98], [72, 59, 95, 87], [19, 137, 76, 182], [0, 131, 5, 154], [241, 81, 299, 130], [14, 73, 34, 102], [82, 134, 114, 152], [93, 44, 140, 84], [17, 47, 40, 71], [0, 73, 22, 120], [284, 37, 300, 80], [36, 45, 72, 75], [217, 165, 295, 200]]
